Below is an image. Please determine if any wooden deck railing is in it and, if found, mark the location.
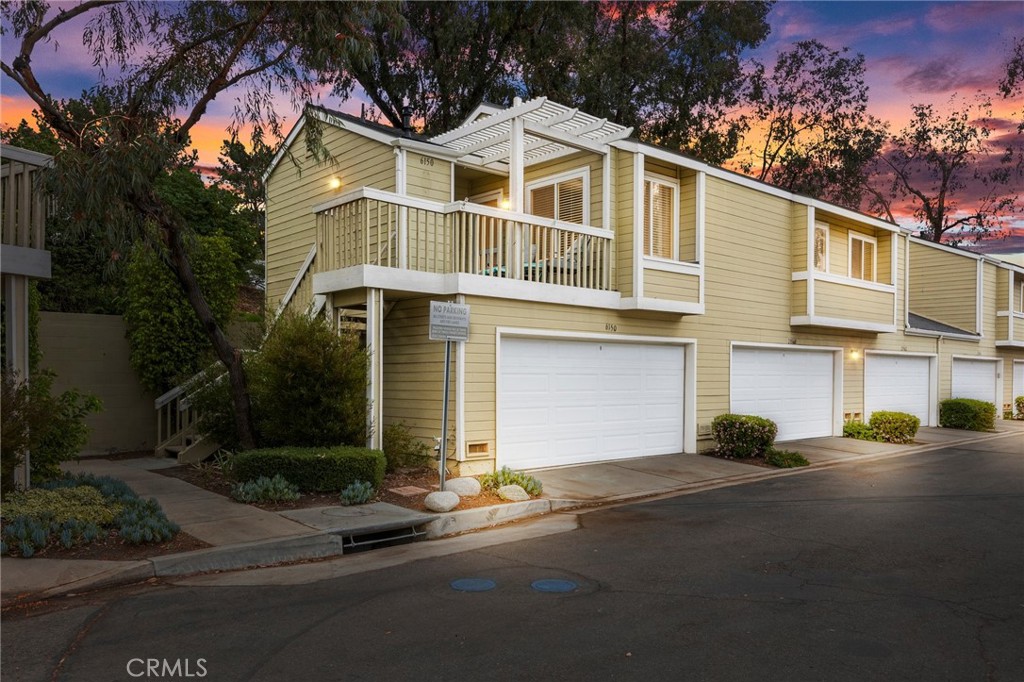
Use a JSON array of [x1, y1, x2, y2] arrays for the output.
[[314, 188, 614, 291]]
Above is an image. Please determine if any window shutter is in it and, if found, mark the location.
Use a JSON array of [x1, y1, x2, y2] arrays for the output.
[[530, 184, 555, 219], [645, 181, 673, 259]]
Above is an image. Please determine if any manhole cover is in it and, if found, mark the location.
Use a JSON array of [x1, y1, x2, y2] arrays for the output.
[[450, 578, 497, 592], [531, 579, 578, 593]]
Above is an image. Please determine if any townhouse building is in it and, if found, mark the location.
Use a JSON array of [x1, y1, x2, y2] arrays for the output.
[[263, 98, 1024, 474]]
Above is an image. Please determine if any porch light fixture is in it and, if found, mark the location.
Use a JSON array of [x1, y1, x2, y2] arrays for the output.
[[499, 199, 511, 210], [849, 349, 861, 360], [329, 177, 342, 190]]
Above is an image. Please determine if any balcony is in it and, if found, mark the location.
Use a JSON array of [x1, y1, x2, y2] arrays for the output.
[[313, 187, 615, 294], [995, 266, 1024, 348], [791, 273, 896, 333]]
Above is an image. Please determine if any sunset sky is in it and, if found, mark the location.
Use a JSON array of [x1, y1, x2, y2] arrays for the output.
[[2, 1, 1022, 243]]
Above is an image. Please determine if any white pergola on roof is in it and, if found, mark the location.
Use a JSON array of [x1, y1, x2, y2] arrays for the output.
[[430, 97, 633, 169]]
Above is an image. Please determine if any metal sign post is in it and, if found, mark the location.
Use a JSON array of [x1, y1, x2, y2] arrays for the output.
[[428, 301, 470, 491]]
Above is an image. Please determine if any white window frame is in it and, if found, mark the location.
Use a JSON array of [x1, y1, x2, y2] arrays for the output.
[[813, 221, 830, 273], [525, 167, 590, 226], [1015, 278, 1024, 314], [643, 173, 680, 262], [467, 189, 503, 207], [848, 231, 877, 282]]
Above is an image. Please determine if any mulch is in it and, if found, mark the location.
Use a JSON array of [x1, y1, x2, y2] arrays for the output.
[[5, 528, 210, 562]]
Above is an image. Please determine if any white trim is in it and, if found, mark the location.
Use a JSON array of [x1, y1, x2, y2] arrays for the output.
[[495, 327, 699, 457], [395, 148, 409, 269], [976, 259, 983, 336], [792, 270, 896, 294], [892, 233, 899, 329], [790, 315, 897, 333], [696, 171, 706, 306], [263, 116, 307, 184], [365, 288, 384, 449], [456, 293, 466, 462], [633, 152, 645, 298], [524, 166, 591, 225], [277, 245, 317, 315], [904, 327, 981, 342], [813, 220, 830, 273], [509, 114, 524, 212], [806, 207, 816, 316], [0, 143, 53, 166], [466, 189, 503, 206], [848, 231, 878, 282], [863, 350, 939, 426], [903, 233, 911, 328], [431, 97, 548, 144], [611, 139, 903, 234], [908, 235, 984, 260], [602, 153, 611, 231], [619, 297, 704, 314], [642, 257, 700, 275], [522, 120, 611, 154], [729, 342, 845, 438], [642, 173, 680, 261]]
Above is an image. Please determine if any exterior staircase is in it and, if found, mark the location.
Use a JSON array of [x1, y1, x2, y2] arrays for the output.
[[154, 373, 221, 464]]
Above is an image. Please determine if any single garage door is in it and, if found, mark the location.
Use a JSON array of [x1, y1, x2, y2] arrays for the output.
[[499, 337, 684, 469], [732, 347, 835, 441], [951, 358, 999, 405], [864, 353, 932, 425], [1013, 361, 1024, 403]]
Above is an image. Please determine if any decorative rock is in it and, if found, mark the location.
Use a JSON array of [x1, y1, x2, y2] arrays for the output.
[[497, 484, 530, 502], [424, 490, 460, 513], [445, 477, 482, 497]]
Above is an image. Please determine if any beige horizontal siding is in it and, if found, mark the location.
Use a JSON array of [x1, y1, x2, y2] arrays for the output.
[[908, 241, 978, 332], [643, 268, 699, 302], [406, 152, 452, 202], [814, 280, 893, 324], [615, 149, 635, 297]]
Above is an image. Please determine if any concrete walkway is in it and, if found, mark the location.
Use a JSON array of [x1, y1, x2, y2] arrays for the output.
[[2, 424, 1021, 604]]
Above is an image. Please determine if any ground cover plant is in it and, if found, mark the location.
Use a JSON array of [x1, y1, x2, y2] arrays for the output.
[[480, 467, 543, 496]]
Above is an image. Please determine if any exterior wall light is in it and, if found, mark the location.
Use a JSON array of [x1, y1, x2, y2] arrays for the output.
[[329, 177, 342, 190], [850, 349, 861, 360], [499, 199, 511, 210]]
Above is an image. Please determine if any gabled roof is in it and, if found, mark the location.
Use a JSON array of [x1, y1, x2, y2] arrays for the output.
[[907, 312, 978, 337], [429, 97, 633, 170]]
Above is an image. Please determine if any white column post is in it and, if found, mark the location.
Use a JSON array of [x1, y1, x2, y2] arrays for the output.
[[4, 274, 31, 488], [365, 288, 384, 450]]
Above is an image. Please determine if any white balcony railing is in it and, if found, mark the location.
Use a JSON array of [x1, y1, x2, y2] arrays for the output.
[[314, 188, 614, 291]]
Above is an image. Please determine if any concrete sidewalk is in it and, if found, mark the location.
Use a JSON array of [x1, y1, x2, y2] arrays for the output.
[[2, 424, 1021, 604]]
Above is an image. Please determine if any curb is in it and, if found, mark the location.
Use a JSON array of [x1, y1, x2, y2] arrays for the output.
[[149, 533, 346, 577], [424, 499, 552, 538]]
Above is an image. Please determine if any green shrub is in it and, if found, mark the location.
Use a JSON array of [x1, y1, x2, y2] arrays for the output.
[[765, 448, 809, 468], [1, 486, 120, 526], [339, 480, 375, 506], [480, 467, 543, 497], [868, 411, 920, 444], [1015, 396, 1024, 420], [843, 421, 879, 441], [382, 422, 432, 473], [192, 312, 368, 449], [1, 368, 102, 493], [940, 398, 996, 431], [711, 414, 778, 458], [230, 475, 301, 503], [229, 446, 385, 492]]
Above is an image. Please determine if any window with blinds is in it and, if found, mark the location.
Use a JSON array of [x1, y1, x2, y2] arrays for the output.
[[814, 222, 829, 272], [644, 178, 676, 260], [527, 172, 587, 225], [849, 233, 876, 281]]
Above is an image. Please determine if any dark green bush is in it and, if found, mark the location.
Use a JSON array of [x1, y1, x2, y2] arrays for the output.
[[1015, 396, 1024, 420], [939, 398, 996, 431], [382, 422, 432, 473], [229, 446, 385, 492], [868, 411, 920, 444], [1, 368, 102, 493], [843, 421, 879, 441], [711, 414, 778, 458], [765, 448, 809, 468], [192, 312, 368, 449]]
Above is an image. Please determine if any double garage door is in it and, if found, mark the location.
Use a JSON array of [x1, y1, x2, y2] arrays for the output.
[[498, 337, 685, 469]]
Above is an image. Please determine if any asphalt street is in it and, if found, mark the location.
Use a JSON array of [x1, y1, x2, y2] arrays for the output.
[[3, 437, 1022, 681]]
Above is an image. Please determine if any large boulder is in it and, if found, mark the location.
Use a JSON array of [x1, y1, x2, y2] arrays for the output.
[[424, 490, 460, 512], [497, 484, 530, 502], [445, 477, 482, 497]]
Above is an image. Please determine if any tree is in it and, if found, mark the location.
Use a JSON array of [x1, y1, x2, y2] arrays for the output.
[[741, 40, 888, 208], [337, 1, 771, 164], [1000, 37, 1023, 133], [216, 129, 277, 285], [520, 1, 773, 164], [1, 1, 385, 448], [869, 95, 1021, 245]]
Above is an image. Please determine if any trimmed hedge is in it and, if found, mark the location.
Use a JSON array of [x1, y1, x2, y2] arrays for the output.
[[868, 411, 920, 444], [939, 398, 995, 432], [228, 446, 386, 492], [712, 414, 778, 458], [843, 420, 880, 441]]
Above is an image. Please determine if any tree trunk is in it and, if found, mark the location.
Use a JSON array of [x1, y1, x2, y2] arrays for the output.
[[156, 204, 258, 449]]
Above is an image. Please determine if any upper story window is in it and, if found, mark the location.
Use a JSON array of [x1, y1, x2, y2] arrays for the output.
[[526, 169, 588, 225], [849, 232, 877, 281], [813, 222, 829, 272], [643, 175, 679, 260], [1016, 278, 1024, 313]]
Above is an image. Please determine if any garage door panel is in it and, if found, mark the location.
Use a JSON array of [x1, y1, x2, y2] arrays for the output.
[[732, 348, 835, 441], [499, 338, 685, 468], [865, 354, 931, 424], [952, 359, 999, 406]]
